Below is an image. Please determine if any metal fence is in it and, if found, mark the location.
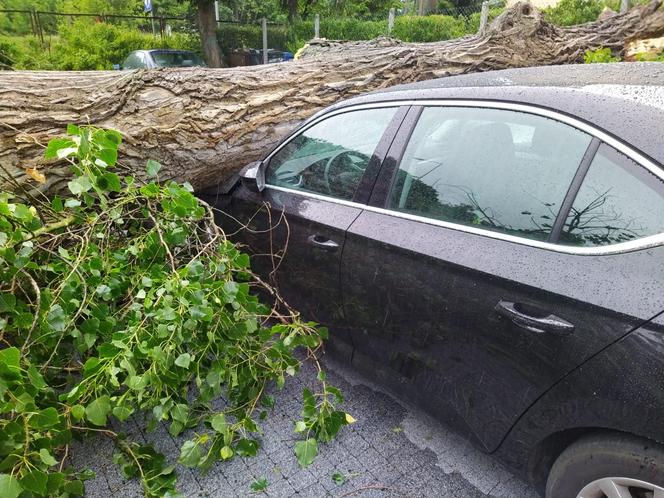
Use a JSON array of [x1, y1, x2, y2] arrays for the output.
[[0, 9, 196, 42], [0, 3, 503, 68]]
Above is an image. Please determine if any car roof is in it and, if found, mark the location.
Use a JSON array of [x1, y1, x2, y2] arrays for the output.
[[141, 49, 196, 54], [326, 63, 664, 167]]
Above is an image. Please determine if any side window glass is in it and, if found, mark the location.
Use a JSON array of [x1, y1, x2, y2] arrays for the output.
[[560, 144, 664, 247], [266, 107, 398, 201], [387, 106, 592, 241], [123, 53, 144, 69]]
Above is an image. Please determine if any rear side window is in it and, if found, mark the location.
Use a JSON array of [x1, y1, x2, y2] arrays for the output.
[[266, 107, 397, 201], [560, 144, 664, 247], [388, 107, 592, 241]]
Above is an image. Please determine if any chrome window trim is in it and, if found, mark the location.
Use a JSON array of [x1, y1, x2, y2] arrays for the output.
[[265, 100, 664, 256]]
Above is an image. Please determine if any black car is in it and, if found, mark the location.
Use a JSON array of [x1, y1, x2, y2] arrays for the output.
[[200, 63, 664, 498]]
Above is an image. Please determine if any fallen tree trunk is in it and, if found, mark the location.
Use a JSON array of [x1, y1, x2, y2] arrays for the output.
[[1, 1, 663, 193]]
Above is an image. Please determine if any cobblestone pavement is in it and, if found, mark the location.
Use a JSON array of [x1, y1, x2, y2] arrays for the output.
[[74, 354, 539, 498]]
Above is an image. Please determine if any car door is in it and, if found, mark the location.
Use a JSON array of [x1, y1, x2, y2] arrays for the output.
[[205, 105, 406, 357], [340, 103, 664, 451]]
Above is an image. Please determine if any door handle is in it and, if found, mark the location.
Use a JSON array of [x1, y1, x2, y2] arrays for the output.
[[307, 234, 339, 251], [495, 300, 574, 336]]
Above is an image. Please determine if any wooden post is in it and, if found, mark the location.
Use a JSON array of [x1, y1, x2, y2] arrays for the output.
[[388, 8, 395, 35], [620, 0, 629, 13], [479, 0, 489, 36], [418, 0, 424, 16], [314, 14, 320, 39], [261, 17, 268, 65]]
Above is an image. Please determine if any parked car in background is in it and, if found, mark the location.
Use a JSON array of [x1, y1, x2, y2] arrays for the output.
[[119, 49, 205, 69], [227, 48, 294, 67], [199, 63, 664, 498]]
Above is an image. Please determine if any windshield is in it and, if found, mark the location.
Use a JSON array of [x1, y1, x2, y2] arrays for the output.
[[150, 51, 205, 68]]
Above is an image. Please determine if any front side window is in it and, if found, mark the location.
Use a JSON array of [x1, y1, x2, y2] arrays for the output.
[[123, 52, 146, 69], [388, 106, 592, 241], [266, 107, 398, 201], [560, 144, 664, 247]]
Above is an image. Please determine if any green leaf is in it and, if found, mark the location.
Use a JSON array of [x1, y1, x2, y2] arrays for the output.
[[0, 347, 19, 372], [20, 469, 48, 495], [112, 406, 133, 422], [31, 407, 59, 429], [331, 472, 347, 485], [44, 138, 76, 160], [235, 439, 258, 457], [67, 176, 92, 195], [46, 304, 66, 332], [294, 438, 318, 468], [71, 404, 85, 421], [250, 478, 268, 492], [85, 395, 111, 426], [174, 353, 191, 369], [210, 413, 227, 433], [0, 474, 22, 498], [171, 404, 189, 424], [97, 172, 121, 192], [294, 421, 307, 433], [27, 366, 46, 389], [39, 448, 58, 467], [178, 440, 202, 467], [63, 479, 84, 495], [0, 294, 16, 313], [97, 148, 118, 168], [146, 159, 162, 178]]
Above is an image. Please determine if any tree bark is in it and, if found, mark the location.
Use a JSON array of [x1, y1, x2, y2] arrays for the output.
[[196, 0, 224, 68], [1, 1, 663, 194]]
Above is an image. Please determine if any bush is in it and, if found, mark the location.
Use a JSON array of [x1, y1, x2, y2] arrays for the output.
[[51, 20, 201, 70], [393, 14, 467, 42], [0, 125, 350, 497], [1, 20, 201, 70], [584, 47, 620, 63], [543, 0, 605, 26]]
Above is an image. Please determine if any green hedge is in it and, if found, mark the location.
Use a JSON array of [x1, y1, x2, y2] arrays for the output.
[[0, 20, 200, 70], [217, 13, 495, 54]]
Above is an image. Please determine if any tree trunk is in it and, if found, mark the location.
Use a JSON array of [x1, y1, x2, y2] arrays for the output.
[[1, 1, 663, 194], [197, 0, 224, 68]]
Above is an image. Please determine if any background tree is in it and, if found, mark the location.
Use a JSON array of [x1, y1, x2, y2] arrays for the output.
[[195, 0, 224, 66]]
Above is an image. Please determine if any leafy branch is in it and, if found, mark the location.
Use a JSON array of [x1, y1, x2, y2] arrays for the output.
[[0, 125, 352, 497]]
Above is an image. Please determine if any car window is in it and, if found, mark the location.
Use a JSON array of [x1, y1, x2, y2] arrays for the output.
[[151, 51, 205, 67], [559, 144, 664, 247], [387, 106, 592, 241], [123, 52, 146, 69], [266, 107, 398, 201]]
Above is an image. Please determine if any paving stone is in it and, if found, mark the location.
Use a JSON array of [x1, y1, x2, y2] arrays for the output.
[[75, 353, 539, 498]]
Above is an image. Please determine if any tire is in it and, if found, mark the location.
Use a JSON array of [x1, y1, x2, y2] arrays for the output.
[[545, 433, 664, 498]]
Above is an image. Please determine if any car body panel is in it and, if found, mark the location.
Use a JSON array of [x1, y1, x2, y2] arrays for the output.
[[495, 315, 664, 485], [341, 208, 664, 451]]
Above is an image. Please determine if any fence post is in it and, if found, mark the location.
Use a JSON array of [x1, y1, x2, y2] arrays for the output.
[[478, 0, 489, 36], [620, 0, 629, 12], [314, 14, 320, 39], [388, 8, 395, 36], [261, 17, 268, 65], [33, 9, 44, 44]]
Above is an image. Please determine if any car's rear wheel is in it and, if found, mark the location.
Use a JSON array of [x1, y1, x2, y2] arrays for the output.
[[545, 433, 664, 498]]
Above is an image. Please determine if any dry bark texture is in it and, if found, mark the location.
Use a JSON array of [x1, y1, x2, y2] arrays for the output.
[[1, 1, 664, 193]]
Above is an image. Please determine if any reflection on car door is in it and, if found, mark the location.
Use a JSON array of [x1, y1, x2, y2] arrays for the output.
[[208, 106, 406, 358], [341, 104, 664, 450]]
